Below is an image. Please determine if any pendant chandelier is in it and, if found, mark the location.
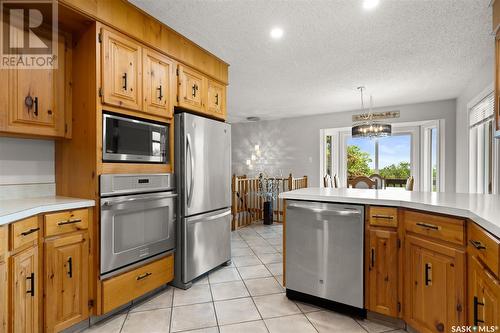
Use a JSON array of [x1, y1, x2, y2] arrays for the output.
[[352, 86, 392, 138]]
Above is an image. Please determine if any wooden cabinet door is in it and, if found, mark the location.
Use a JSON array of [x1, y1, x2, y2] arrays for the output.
[[368, 228, 398, 317], [0, 260, 7, 333], [101, 28, 142, 110], [45, 233, 89, 332], [143, 48, 175, 118], [468, 255, 500, 327], [177, 65, 205, 112], [405, 235, 465, 333], [6, 33, 67, 137], [206, 79, 226, 120], [11, 246, 39, 333]]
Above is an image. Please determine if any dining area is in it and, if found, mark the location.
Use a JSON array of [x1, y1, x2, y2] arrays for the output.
[[324, 174, 415, 191]]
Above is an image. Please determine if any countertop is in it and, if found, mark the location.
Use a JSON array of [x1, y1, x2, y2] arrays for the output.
[[0, 196, 96, 226], [280, 188, 500, 238]]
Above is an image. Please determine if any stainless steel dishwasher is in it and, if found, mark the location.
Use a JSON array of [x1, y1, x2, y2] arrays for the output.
[[285, 200, 365, 315]]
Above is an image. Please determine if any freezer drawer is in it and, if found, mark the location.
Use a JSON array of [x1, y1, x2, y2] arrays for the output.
[[183, 208, 231, 283], [285, 200, 364, 308]]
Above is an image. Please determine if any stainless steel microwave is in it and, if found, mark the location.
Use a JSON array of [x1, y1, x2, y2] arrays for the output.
[[103, 113, 168, 163]]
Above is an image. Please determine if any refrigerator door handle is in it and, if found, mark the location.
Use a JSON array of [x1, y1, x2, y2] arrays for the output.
[[187, 133, 195, 207], [187, 209, 232, 224]]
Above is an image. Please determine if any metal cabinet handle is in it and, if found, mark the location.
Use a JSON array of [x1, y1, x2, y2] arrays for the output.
[[473, 296, 485, 326], [370, 248, 375, 269], [20, 227, 39, 236], [122, 72, 128, 90], [469, 239, 486, 250], [157, 85, 163, 100], [192, 83, 198, 97], [416, 222, 439, 230], [26, 273, 35, 297], [424, 263, 432, 286], [67, 257, 73, 278], [34, 96, 38, 116], [372, 214, 394, 220], [215, 93, 219, 105], [58, 218, 82, 226], [137, 272, 152, 280]]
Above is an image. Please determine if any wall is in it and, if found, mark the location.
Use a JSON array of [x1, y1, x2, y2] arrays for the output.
[[232, 99, 457, 192], [455, 54, 495, 193], [0, 137, 55, 199]]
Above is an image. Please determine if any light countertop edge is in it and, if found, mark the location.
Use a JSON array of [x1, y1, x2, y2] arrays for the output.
[[279, 188, 500, 238], [0, 196, 96, 226]]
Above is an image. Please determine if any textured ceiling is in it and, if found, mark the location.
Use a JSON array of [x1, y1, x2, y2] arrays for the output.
[[130, 0, 493, 123]]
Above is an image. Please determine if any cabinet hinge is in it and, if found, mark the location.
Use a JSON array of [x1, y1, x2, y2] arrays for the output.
[[397, 302, 401, 313], [98, 33, 102, 43], [397, 238, 401, 249], [88, 300, 94, 308], [98, 87, 103, 97]]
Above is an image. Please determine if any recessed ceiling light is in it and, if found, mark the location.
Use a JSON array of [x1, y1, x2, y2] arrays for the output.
[[246, 116, 260, 122], [363, 0, 379, 10], [270, 27, 284, 40]]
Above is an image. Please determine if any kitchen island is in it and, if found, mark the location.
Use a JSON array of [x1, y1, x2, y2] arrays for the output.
[[280, 188, 500, 333]]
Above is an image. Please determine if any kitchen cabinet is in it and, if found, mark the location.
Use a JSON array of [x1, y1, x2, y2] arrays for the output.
[[143, 48, 175, 118], [101, 27, 142, 111], [44, 232, 89, 332], [11, 245, 39, 333], [0, 259, 7, 332], [2, 32, 71, 138], [468, 254, 500, 327], [404, 235, 465, 333], [206, 79, 226, 120], [367, 228, 399, 317], [177, 65, 205, 113]]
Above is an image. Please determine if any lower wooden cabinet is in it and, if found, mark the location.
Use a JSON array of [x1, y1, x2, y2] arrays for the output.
[[404, 235, 465, 333], [0, 260, 8, 332], [468, 254, 500, 327], [44, 232, 89, 332], [11, 245, 39, 333], [367, 228, 399, 317]]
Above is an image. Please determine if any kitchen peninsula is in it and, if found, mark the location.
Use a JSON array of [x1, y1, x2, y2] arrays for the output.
[[280, 188, 500, 333]]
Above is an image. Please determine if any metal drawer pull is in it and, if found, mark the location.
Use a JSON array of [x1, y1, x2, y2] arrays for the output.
[[424, 263, 432, 286], [122, 72, 128, 90], [137, 272, 152, 280], [58, 218, 82, 226], [20, 227, 39, 236], [370, 248, 375, 269], [416, 222, 439, 230], [469, 240, 486, 250], [372, 215, 394, 220], [473, 296, 485, 326], [26, 273, 35, 297], [67, 257, 73, 278]]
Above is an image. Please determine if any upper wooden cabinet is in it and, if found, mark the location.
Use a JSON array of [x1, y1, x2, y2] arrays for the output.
[[404, 235, 465, 333], [101, 28, 142, 111], [177, 65, 205, 113], [207, 79, 226, 120], [11, 245, 39, 333], [44, 232, 89, 332], [367, 228, 399, 317], [143, 48, 175, 118], [1, 33, 71, 138]]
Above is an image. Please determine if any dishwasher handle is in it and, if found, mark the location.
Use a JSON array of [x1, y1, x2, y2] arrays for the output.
[[287, 203, 361, 216]]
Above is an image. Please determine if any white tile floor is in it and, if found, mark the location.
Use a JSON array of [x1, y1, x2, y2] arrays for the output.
[[83, 221, 405, 333]]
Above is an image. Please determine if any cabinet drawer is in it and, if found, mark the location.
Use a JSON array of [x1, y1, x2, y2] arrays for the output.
[[0, 225, 7, 260], [101, 255, 173, 314], [468, 222, 500, 278], [44, 209, 89, 237], [10, 216, 39, 251], [368, 206, 398, 228], [404, 210, 465, 246]]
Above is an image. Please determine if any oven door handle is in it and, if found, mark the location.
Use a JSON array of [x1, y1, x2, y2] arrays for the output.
[[102, 193, 177, 207], [187, 133, 195, 207]]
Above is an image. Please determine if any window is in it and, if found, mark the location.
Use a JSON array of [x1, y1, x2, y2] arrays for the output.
[[325, 135, 333, 176], [422, 123, 440, 192], [469, 92, 495, 194]]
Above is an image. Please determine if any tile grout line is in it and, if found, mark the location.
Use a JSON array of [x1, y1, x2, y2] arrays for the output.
[[168, 287, 174, 333], [207, 275, 221, 331]]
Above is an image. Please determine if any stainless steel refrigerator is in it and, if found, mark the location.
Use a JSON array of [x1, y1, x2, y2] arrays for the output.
[[173, 112, 232, 289]]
